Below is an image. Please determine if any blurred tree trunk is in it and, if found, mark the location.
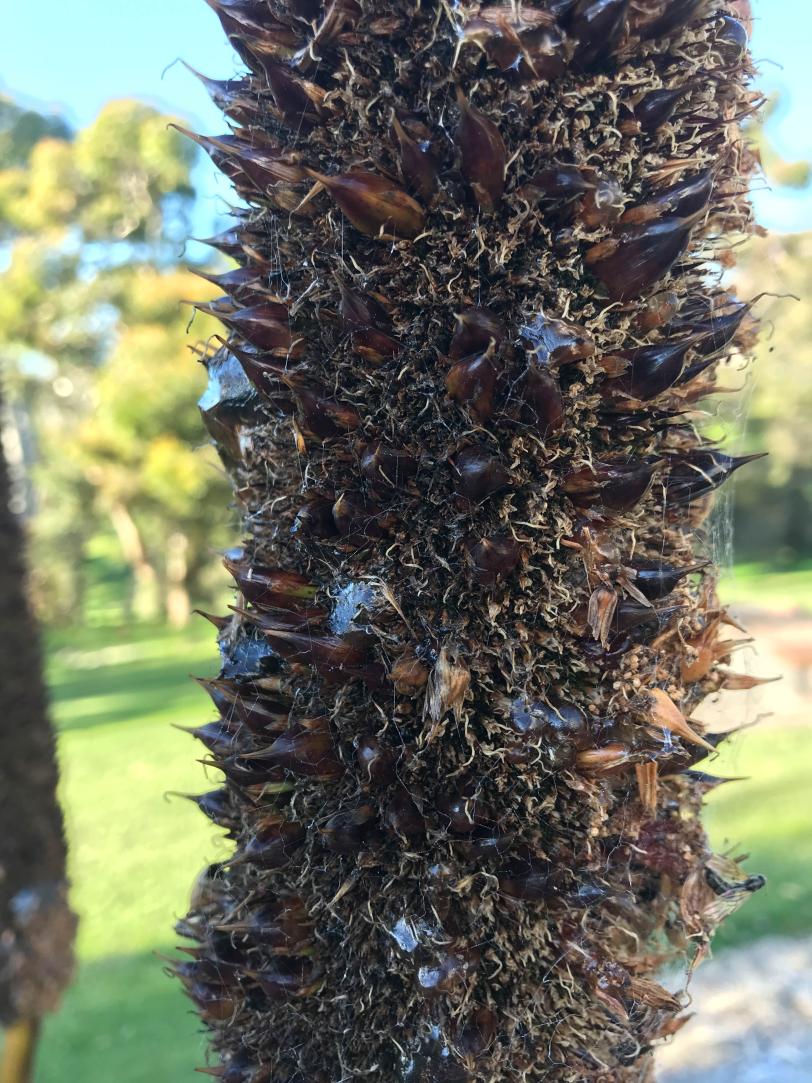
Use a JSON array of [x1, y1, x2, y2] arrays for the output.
[[108, 501, 161, 623], [0, 384, 76, 1075], [165, 530, 190, 629]]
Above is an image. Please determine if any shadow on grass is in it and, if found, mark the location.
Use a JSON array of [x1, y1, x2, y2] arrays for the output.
[[47, 626, 218, 734], [36, 952, 206, 1083]]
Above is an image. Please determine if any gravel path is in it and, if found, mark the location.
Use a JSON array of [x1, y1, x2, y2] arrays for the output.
[[657, 937, 812, 1082]]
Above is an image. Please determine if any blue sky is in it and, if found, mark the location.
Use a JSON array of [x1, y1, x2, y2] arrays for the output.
[[1, 0, 810, 233]]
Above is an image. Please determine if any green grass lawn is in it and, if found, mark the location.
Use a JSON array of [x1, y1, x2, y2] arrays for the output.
[[720, 559, 812, 613], [2, 586, 809, 1080], [39, 622, 222, 1082]]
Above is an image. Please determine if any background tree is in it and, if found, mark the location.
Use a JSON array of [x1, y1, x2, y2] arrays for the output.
[[0, 379, 76, 1083], [0, 95, 231, 626]]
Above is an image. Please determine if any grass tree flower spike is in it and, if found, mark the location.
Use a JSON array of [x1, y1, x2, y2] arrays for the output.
[[176, 2, 766, 1080]]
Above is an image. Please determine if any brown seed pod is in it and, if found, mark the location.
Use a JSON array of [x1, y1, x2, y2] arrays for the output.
[[563, 459, 659, 512], [237, 816, 306, 869], [567, 0, 631, 71], [585, 213, 700, 301], [454, 87, 507, 210], [453, 447, 510, 502], [355, 735, 399, 785], [460, 7, 568, 82], [319, 805, 378, 854], [360, 444, 417, 488], [449, 307, 507, 360], [265, 716, 345, 780], [521, 365, 565, 432], [446, 349, 500, 421], [392, 113, 438, 201], [468, 535, 521, 585], [310, 170, 426, 239]]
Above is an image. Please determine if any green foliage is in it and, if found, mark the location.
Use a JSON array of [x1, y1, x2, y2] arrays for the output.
[[0, 93, 232, 625], [0, 97, 194, 241], [726, 232, 812, 562]]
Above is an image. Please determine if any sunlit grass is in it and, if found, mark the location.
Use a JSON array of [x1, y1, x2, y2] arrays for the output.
[[704, 724, 812, 947], [39, 622, 222, 1081], [719, 560, 812, 612]]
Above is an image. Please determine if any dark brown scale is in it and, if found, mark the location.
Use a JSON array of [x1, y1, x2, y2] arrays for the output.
[[460, 8, 568, 82], [585, 214, 699, 301], [360, 444, 417, 488], [215, 305, 301, 356], [611, 601, 683, 636], [634, 86, 691, 131], [665, 450, 765, 505], [319, 805, 378, 853], [454, 87, 507, 210], [182, 722, 242, 756], [251, 957, 323, 1000], [290, 386, 360, 440], [217, 896, 314, 952], [449, 307, 506, 359], [223, 560, 318, 608], [563, 459, 659, 512], [453, 448, 510, 502], [392, 114, 438, 201], [255, 628, 385, 685], [675, 300, 751, 355], [186, 789, 240, 831], [608, 338, 695, 400], [456, 1007, 498, 1059], [332, 492, 385, 543], [446, 350, 500, 421], [628, 559, 709, 600], [264, 717, 344, 780], [634, 0, 708, 40], [468, 535, 521, 585], [385, 789, 426, 840], [355, 735, 398, 786], [236, 817, 306, 869], [225, 341, 296, 402], [521, 365, 565, 433], [292, 496, 339, 539], [519, 165, 592, 207], [182, 63, 253, 116], [312, 170, 425, 239], [436, 792, 495, 834], [193, 227, 248, 260], [566, 0, 631, 71], [460, 833, 516, 862], [498, 864, 558, 902], [262, 63, 324, 127], [621, 170, 713, 223]]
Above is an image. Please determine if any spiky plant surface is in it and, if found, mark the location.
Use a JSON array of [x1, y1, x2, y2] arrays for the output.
[[176, 2, 765, 1080], [0, 384, 76, 1027]]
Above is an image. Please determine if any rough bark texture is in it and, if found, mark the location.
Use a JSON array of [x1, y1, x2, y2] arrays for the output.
[[177, 3, 764, 1080], [0, 387, 76, 1025]]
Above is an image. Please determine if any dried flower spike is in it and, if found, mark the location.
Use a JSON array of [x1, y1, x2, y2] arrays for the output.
[[176, 5, 764, 1080]]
